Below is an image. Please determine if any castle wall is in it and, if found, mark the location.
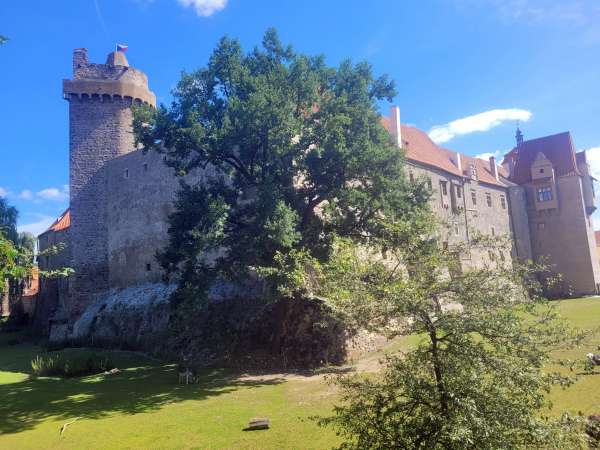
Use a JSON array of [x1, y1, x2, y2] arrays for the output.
[[507, 185, 532, 261], [526, 175, 600, 295], [406, 162, 513, 267], [106, 150, 181, 288]]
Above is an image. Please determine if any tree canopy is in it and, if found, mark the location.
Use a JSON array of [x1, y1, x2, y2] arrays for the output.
[[134, 28, 429, 302]]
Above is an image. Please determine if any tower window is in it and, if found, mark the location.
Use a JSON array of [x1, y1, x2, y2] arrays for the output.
[[146, 263, 151, 272], [124, 168, 129, 179], [537, 186, 553, 202], [471, 190, 477, 205], [500, 195, 506, 210], [486, 192, 492, 207]]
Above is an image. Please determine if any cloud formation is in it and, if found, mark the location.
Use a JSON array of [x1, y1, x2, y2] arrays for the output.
[[0, 187, 8, 198], [428, 109, 532, 144], [17, 215, 57, 236], [18, 185, 69, 203], [475, 150, 501, 161], [177, 0, 228, 16], [585, 147, 600, 180]]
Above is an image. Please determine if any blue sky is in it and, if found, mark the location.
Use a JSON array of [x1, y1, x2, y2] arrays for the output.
[[1, 0, 599, 235]]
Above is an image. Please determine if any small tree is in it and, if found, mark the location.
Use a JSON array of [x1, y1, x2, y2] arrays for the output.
[[318, 231, 588, 449]]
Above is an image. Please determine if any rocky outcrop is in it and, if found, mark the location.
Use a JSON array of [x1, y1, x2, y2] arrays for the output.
[[50, 283, 174, 352]]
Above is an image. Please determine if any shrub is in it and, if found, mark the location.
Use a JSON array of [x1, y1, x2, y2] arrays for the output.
[[31, 351, 115, 378]]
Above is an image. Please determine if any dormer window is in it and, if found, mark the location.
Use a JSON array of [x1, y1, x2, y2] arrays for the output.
[[537, 186, 553, 202]]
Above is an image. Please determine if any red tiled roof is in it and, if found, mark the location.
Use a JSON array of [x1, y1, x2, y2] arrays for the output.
[[381, 117, 507, 187], [41, 208, 70, 236], [509, 132, 580, 184]]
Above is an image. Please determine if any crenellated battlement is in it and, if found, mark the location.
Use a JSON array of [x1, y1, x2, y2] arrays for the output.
[[63, 48, 155, 106]]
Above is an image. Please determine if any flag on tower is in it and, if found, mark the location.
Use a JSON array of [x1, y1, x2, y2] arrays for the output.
[[116, 44, 128, 53]]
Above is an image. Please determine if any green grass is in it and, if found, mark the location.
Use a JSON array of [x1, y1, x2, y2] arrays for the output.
[[2, 297, 600, 449]]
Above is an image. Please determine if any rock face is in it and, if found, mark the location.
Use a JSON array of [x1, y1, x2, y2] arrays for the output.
[[54, 283, 174, 352], [51, 283, 347, 370]]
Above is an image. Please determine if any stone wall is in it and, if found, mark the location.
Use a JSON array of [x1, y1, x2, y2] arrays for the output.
[[406, 161, 513, 268], [526, 175, 600, 295]]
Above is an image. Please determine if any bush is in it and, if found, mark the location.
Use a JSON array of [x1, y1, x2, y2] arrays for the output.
[[31, 351, 115, 378]]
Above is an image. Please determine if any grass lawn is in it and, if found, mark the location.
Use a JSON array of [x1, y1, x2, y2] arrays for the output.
[[1, 297, 600, 449]]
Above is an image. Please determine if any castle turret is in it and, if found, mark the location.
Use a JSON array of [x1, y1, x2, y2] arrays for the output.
[[64, 48, 155, 316]]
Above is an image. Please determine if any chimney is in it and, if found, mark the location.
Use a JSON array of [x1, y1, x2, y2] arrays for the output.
[[489, 156, 499, 181], [390, 106, 402, 148], [456, 152, 462, 173]]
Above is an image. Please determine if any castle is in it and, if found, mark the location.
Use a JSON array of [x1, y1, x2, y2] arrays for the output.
[[35, 49, 600, 334]]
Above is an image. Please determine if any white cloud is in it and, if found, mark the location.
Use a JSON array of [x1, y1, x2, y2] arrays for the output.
[[17, 215, 56, 237], [585, 147, 600, 180], [19, 190, 33, 200], [18, 185, 69, 203], [36, 186, 69, 202], [475, 151, 501, 161], [177, 0, 228, 16], [428, 109, 532, 144], [0, 187, 8, 198]]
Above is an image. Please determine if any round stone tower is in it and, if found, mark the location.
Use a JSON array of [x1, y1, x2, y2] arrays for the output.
[[63, 48, 155, 317]]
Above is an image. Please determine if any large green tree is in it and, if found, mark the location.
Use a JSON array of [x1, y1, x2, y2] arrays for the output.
[[0, 197, 18, 244], [134, 28, 429, 303], [318, 233, 588, 449]]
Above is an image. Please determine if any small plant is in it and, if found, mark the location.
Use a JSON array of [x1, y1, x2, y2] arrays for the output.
[[31, 351, 115, 378]]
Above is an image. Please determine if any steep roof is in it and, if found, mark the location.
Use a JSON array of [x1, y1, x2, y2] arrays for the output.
[[40, 208, 70, 236], [381, 117, 508, 187], [509, 132, 580, 184]]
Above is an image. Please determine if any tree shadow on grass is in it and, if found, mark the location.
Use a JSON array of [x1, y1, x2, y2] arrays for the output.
[[0, 362, 285, 435]]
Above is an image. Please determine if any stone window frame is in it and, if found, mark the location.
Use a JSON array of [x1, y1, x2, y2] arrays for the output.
[[537, 186, 553, 202], [455, 185, 462, 199], [440, 180, 448, 196], [486, 192, 492, 207]]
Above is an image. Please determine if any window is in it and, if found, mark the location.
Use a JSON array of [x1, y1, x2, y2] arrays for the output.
[[537, 186, 553, 202], [143, 163, 149, 171], [427, 178, 432, 190], [454, 223, 459, 236], [124, 168, 129, 179], [471, 190, 477, 205], [455, 186, 462, 199], [540, 168, 545, 174], [486, 192, 492, 207], [500, 251, 505, 262], [146, 263, 152, 272], [491, 226, 495, 236], [409, 171, 414, 183], [440, 181, 448, 196], [500, 195, 506, 210], [537, 222, 545, 230]]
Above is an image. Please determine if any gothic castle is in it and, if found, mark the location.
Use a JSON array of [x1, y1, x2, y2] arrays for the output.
[[35, 49, 600, 335]]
